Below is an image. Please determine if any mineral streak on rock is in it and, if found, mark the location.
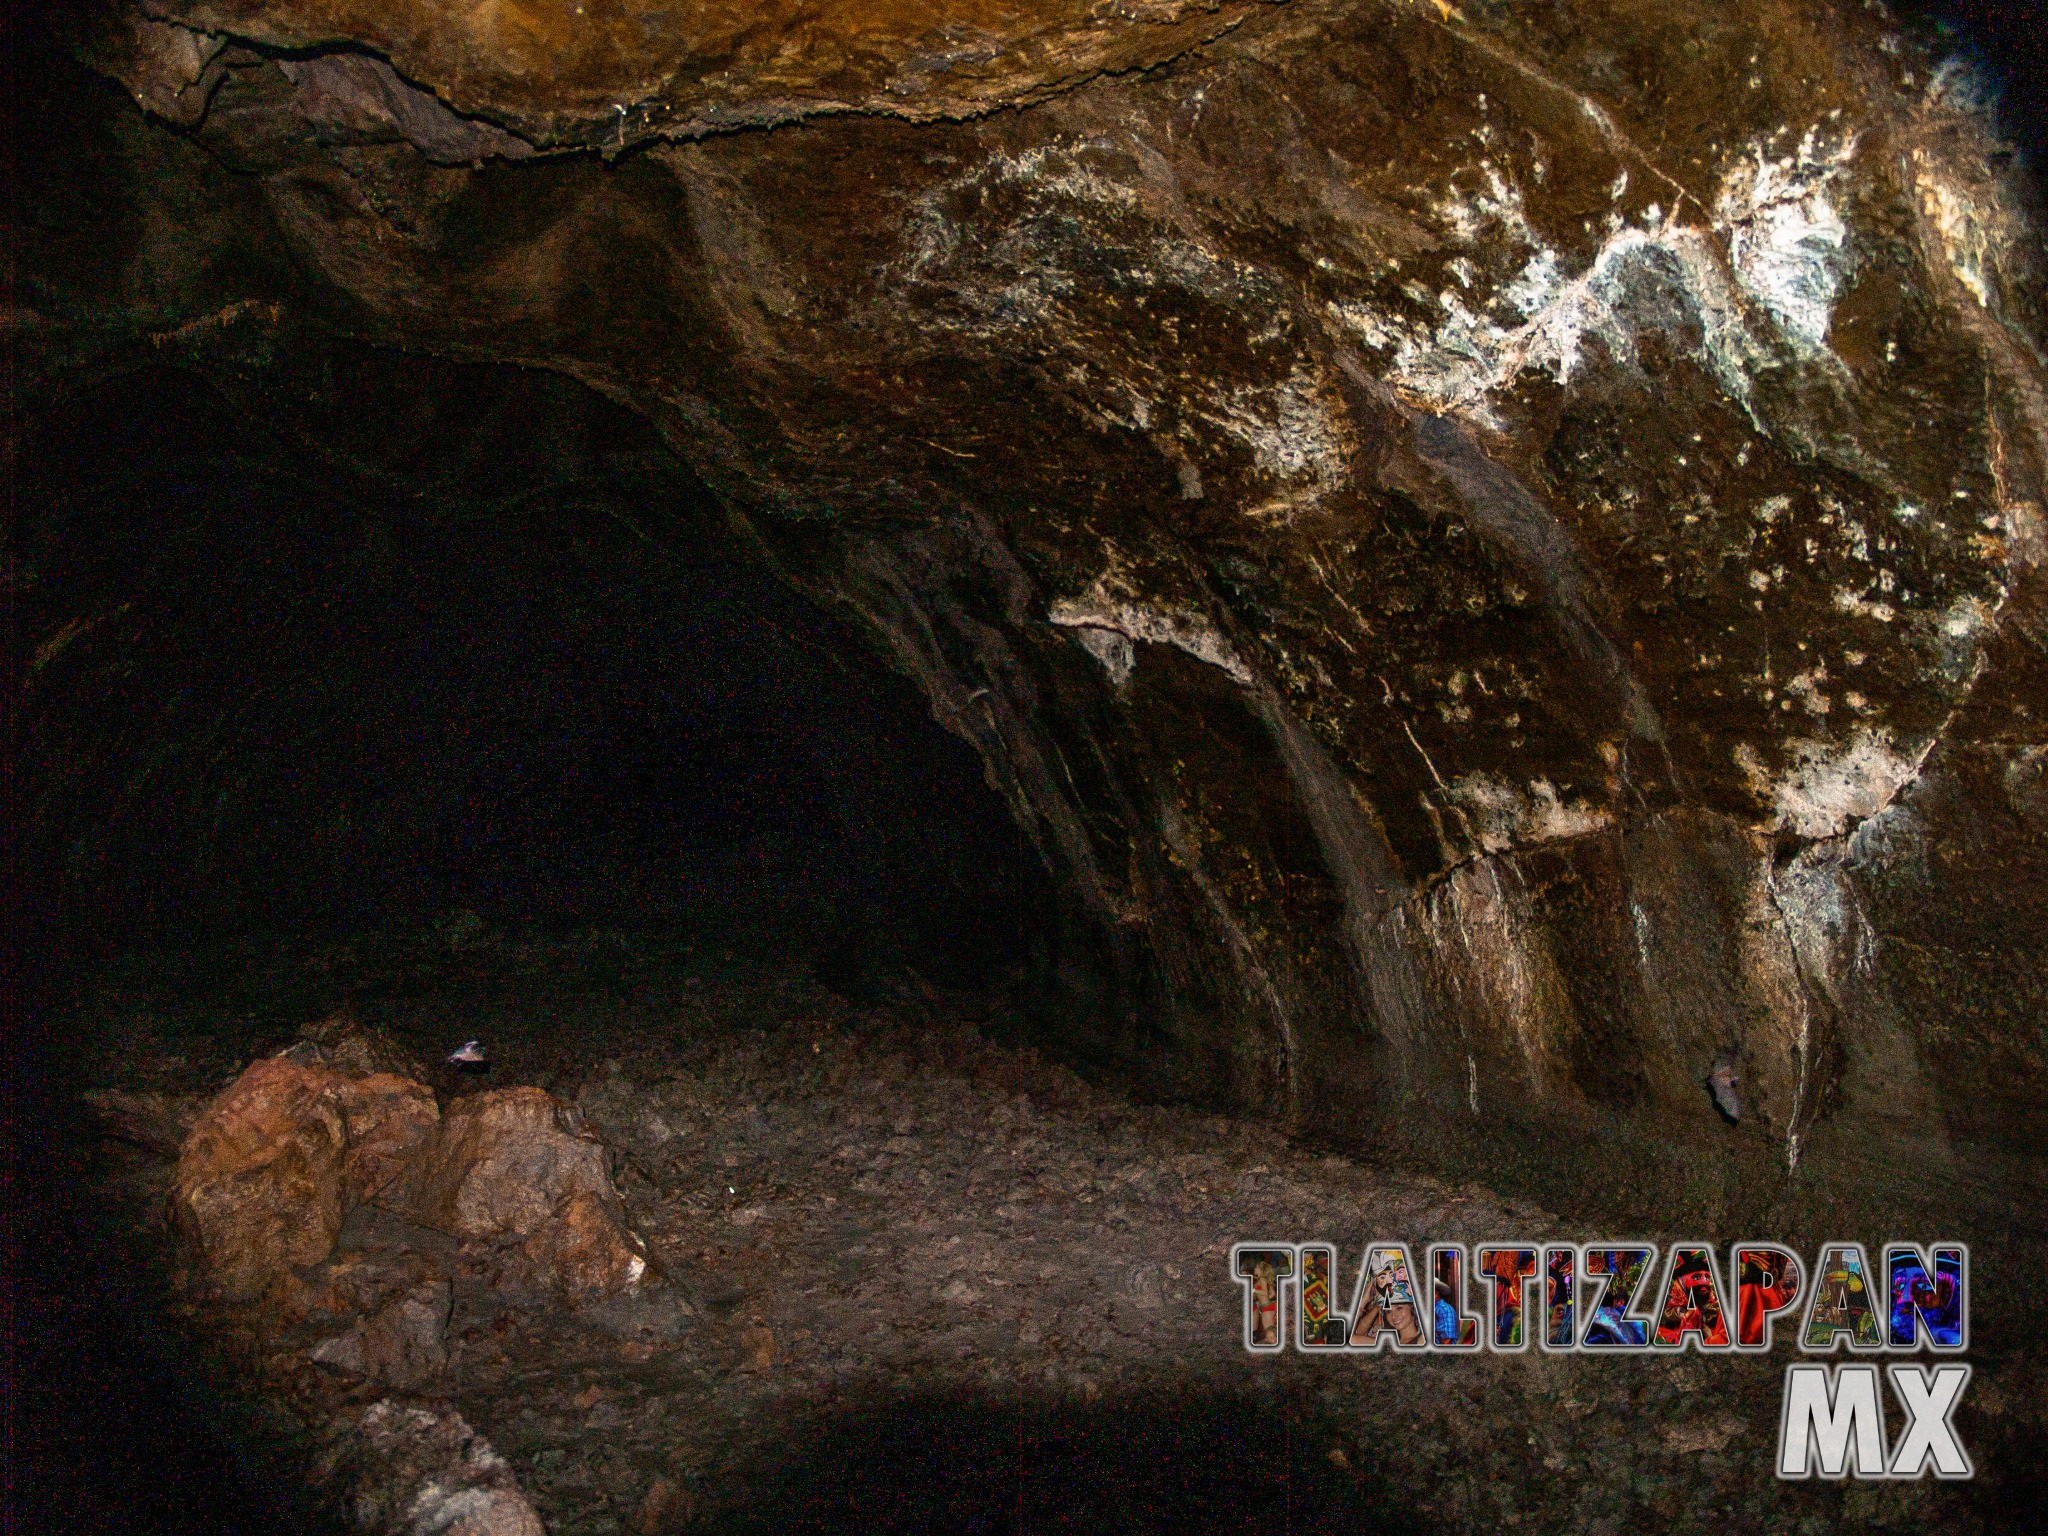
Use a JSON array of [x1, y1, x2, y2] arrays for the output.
[[37, 0, 2048, 1224]]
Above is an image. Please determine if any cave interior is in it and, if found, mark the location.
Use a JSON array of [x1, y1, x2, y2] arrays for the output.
[[9, 2, 2048, 1533]]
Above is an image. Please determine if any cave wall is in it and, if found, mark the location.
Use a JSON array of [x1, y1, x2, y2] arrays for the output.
[[14, 0, 2048, 1232]]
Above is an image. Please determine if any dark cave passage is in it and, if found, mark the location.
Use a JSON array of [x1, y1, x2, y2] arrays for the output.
[[7, 348, 1061, 1536], [16, 348, 1042, 998]]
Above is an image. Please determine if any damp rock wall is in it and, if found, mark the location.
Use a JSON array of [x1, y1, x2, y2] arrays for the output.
[[19, 0, 2048, 1235]]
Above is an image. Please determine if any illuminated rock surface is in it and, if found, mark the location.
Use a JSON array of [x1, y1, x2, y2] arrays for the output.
[[12, 0, 2048, 1529], [37, 1, 2047, 1207]]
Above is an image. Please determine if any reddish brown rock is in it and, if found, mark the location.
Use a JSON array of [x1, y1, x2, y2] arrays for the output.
[[337, 1072, 440, 1206], [174, 1055, 352, 1300], [174, 1052, 646, 1307], [89, 0, 1260, 143], [405, 1087, 652, 1300], [173, 1051, 440, 1301]]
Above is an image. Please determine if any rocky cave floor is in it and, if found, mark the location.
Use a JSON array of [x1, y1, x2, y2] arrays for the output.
[[45, 924, 2021, 1534]]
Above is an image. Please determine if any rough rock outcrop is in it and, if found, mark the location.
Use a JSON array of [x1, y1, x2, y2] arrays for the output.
[[174, 1052, 436, 1299], [405, 1088, 654, 1300], [28, 0, 2048, 1235], [67, 0, 1275, 142], [173, 1046, 649, 1309], [337, 1072, 444, 1206], [308, 1279, 452, 1392], [325, 1399, 547, 1536]]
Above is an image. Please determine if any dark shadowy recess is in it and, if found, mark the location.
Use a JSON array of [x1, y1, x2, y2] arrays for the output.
[[718, 1389, 1396, 1535], [5, 1097, 338, 1536], [1908, 1, 2048, 171], [14, 353, 1039, 988]]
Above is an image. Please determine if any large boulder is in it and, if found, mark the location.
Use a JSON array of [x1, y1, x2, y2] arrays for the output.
[[173, 1050, 439, 1301], [403, 1087, 653, 1300], [174, 1050, 651, 1307], [174, 1055, 352, 1300]]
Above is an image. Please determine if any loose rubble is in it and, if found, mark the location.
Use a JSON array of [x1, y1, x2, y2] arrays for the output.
[[71, 944, 2032, 1532]]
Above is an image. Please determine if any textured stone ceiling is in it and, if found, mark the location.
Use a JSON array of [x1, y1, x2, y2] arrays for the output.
[[91, 0, 1273, 137]]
